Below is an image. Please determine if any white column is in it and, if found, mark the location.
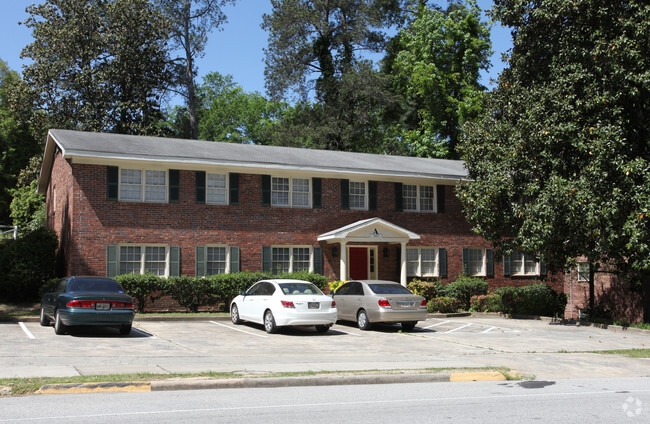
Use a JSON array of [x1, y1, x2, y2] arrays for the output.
[[400, 242, 407, 286], [340, 241, 348, 281]]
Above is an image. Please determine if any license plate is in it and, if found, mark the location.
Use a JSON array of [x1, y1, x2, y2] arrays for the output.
[[397, 301, 415, 308], [308, 302, 320, 309], [95, 302, 111, 311]]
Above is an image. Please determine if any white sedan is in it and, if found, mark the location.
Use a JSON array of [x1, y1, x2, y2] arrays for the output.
[[230, 279, 338, 333]]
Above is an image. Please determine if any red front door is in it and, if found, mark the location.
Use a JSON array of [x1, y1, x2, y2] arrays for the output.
[[349, 247, 368, 280]]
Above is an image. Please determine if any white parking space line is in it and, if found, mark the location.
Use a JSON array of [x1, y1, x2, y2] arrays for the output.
[[423, 320, 451, 329], [210, 321, 269, 338], [481, 326, 497, 334], [18, 322, 35, 339], [445, 323, 472, 334]]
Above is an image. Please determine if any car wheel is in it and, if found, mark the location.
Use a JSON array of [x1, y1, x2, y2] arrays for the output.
[[40, 307, 50, 326], [119, 325, 132, 336], [357, 309, 372, 330], [231, 303, 243, 325], [401, 321, 417, 331], [54, 310, 66, 335], [315, 325, 330, 333], [264, 310, 278, 334]]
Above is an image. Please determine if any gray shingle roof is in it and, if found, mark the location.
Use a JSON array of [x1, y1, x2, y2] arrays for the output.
[[40, 129, 468, 192]]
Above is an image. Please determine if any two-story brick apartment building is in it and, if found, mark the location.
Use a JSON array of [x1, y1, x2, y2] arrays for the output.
[[37, 129, 551, 290]]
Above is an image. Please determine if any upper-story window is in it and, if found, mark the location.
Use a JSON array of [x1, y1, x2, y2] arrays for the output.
[[272, 177, 310, 208], [403, 184, 435, 212], [207, 173, 228, 205], [119, 169, 167, 203], [349, 181, 367, 210]]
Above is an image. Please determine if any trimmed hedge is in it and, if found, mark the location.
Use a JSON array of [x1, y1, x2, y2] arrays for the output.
[[407, 279, 444, 300], [495, 284, 567, 317], [427, 297, 463, 313], [469, 293, 502, 313], [441, 276, 489, 310], [115, 271, 328, 312]]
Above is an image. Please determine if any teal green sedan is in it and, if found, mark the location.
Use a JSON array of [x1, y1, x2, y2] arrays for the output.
[[40, 276, 135, 335]]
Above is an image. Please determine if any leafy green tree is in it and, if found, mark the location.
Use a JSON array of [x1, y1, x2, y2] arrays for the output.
[[20, 0, 172, 135], [156, 0, 236, 140], [197, 72, 287, 144], [385, 0, 491, 158], [262, 0, 405, 152], [0, 60, 39, 224], [458, 0, 650, 319], [9, 179, 45, 232]]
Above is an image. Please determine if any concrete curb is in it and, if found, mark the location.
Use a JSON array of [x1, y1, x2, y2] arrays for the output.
[[35, 372, 507, 395]]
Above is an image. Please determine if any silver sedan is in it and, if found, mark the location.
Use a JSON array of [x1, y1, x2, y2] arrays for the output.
[[332, 280, 428, 331]]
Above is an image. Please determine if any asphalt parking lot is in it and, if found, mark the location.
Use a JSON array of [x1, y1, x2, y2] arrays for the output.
[[1, 315, 649, 380]]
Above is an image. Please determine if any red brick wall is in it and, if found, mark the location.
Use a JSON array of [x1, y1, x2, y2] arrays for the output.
[[48, 163, 559, 292]]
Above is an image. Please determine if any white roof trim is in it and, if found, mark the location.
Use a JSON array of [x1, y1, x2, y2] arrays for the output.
[[318, 218, 421, 243]]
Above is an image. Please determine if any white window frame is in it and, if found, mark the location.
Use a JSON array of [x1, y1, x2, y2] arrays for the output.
[[118, 244, 169, 276], [403, 184, 436, 212], [349, 181, 367, 211], [510, 250, 540, 276], [406, 247, 439, 277], [467, 248, 486, 277], [205, 244, 230, 275], [118, 167, 168, 203], [271, 245, 314, 273], [206, 173, 229, 205], [271, 177, 312, 208], [577, 262, 589, 282]]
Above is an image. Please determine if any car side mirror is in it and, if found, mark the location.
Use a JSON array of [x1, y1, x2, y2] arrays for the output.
[[239, 291, 247, 297]]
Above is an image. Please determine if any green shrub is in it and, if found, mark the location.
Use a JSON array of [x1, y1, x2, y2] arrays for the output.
[[427, 296, 463, 313], [494, 284, 567, 317], [164, 276, 216, 313], [470, 293, 502, 312], [115, 273, 164, 311], [0, 227, 58, 302], [407, 279, 443, 300], [442, 276, 488, 310], [207, 272, 267, 304]]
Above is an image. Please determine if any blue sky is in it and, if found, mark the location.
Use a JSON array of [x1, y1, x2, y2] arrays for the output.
[[0, 0, 512, 102]]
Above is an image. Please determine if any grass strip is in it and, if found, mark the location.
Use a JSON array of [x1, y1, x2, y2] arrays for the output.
[[0, 367, 514, 397], [594, 349, 650, 358]]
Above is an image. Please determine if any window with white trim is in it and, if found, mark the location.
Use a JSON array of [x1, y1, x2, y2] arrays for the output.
[[403, 184, 435, 212], [119, 245, 168, 276], [511, 250, 539, 276], [349, 181, 367, 210], [577, 262, 589, 281], [206, 246, 227, 275], [271, 246, 312, 273], [206, 173, 227, 205], [407, 248, 438, 277], [272, 177, 310, 208], [468, 248, 485, 276], [119, 168, 167, 202]]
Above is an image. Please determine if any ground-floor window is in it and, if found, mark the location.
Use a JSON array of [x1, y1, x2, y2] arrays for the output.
[[118, 245, 168, 276], [263, 245, 321, 274], [407, 247, 438, 277], [510, 250, 539, 276]]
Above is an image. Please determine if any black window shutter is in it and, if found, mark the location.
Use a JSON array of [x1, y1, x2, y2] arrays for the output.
[[262, 175, 271, 206], [340, 179, 349, 210], [437, 185, 446, 213], [195, 171, 206, 204], [439, 248, 447, 278], [107, 166, 119, 200], [169, 170, 180, 203], [395, 183, 403, 211], [369, 181, 378, 211], [312, 178, 322, 208], [486, 249, 494, 278], [230, 173, 240, 205]]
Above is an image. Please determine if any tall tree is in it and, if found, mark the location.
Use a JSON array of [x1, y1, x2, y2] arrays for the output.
[[197, 71, 287, 144], [262, 0, 406, 152], [156, 0, 236, 140], [0, 60, 39, 224], [20, 0, 172, 135], [458, 0, 650, 319], [384, 0, 491, 159]]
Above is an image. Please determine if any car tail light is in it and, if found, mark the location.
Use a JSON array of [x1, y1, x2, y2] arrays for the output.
[[331, 301, 336, 307], [67, 300, 95, 308], [111, 301, 134, 309], [378, 299, 391, 309], [420, 299, 428, 308], [281, 300, 295, 308]]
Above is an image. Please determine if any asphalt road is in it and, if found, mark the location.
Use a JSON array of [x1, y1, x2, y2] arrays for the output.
[[1, 315, 649, 380], [1, 378, 649, 423]]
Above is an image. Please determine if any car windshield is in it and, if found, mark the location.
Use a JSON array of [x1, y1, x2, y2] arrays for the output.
[[68, 279, 125, 293], [367, 283, 413, 295], [278, 282, 322, 296]]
